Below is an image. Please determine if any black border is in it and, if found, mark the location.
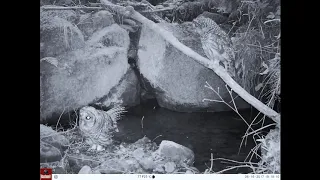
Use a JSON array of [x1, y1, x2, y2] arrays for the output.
[[3, 0, 39, 178], [281, 0, 311, 178]]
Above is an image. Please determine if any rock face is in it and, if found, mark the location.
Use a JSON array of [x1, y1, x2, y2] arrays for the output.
[[40, 22, 133, 123], [98, 67, 141, 107], [137, 22, 250, 112], [40, 9, 143, 124], [40, 124, 69, 163], [40, 9, 84, 59], [78, 10, 115, 41]]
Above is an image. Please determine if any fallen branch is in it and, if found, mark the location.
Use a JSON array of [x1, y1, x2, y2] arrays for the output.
[[41, 6, 103, 10], [140, 7, 174, 13], [99, 0, 280, 125]]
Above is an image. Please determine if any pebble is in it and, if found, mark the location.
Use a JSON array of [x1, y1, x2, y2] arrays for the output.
[[164, 162, 176, 173], [78, 165, 92, 174], [185, 170, 193, 174]]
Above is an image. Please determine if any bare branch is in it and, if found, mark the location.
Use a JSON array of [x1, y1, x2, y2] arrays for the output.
[[41, 6, 103, 10], [99, 0, 280, 125]]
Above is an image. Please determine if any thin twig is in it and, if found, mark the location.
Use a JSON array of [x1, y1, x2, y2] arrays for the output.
[[56, 106, 66, 130], [211, 157, 259, 165], [141, 116, 144, 131], [152, 135, 162, 142], [215, 164, 254, 174], [264, 19, 280, 24]]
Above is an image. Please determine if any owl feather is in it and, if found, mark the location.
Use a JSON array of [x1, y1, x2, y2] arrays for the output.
[[78, 105, 126, 151], [193, 15, 236, 77]]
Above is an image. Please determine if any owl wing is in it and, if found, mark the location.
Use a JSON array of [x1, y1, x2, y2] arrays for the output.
[[105, 106, 126, 123], [202, 33, 220, 61]]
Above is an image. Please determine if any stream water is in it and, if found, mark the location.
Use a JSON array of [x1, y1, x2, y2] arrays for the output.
[[112, 100, 275, 174], [54, 99, 275, 174]]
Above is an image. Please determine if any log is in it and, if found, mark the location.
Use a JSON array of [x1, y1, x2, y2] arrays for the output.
[[100, 0, 280, 125]]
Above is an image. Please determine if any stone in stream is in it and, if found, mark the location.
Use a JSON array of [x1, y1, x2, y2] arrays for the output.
[[155, 140, 195, 166]]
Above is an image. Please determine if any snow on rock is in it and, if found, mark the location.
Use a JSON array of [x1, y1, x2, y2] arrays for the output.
[[137, 22, 250, 112], [40, 24, 130, 123]]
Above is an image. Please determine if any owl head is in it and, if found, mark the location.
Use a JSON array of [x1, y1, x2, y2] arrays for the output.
[[192, 16, 210, 33], [79, 106, 99, 130], [193, 15, 220, 35]]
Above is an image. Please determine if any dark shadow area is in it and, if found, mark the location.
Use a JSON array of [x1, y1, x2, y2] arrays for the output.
[[113, 100, 275, 173]]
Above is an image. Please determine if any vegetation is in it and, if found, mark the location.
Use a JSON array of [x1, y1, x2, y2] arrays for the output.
[[204, 0, 280, 174], [40, 0, 280, 174]]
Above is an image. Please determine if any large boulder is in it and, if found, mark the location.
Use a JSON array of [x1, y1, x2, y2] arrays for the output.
[[77, 10, 115, 41], [40, 24, 130, 123], [40, 124, 69, 163], [137, 22, 250, 112], [40, 9, 84, 59], [98, 67, 141, 107]]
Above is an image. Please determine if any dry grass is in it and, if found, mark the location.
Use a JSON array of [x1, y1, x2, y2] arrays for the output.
[[203, 0, 280, 174], [232, 0, 280, 101]]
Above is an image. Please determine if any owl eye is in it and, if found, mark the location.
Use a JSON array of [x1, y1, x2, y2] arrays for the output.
[[85, 116, 91, 120]]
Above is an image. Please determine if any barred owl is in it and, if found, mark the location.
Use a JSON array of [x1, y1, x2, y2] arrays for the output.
[[79, 105, 126, 151], [193, 15, 236, 77]]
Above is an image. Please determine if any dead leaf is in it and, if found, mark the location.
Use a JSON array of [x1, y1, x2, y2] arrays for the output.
[[40, 57, 59, 68], [259, 61, 269, 75], [255, 83, 264, 91], [266, 12, 275, 19]]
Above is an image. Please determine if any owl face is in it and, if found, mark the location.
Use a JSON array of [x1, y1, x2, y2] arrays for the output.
[[79, 106, 97, 130], [192, 16, 209, 34]]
